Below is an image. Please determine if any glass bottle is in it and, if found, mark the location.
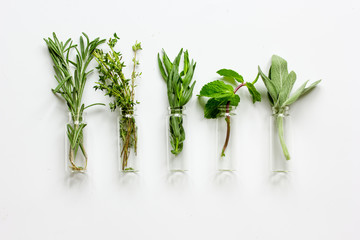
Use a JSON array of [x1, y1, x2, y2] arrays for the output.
[[216, 105, 237, 171], [270, 106, 292, 172], [166, 106, 188, 171], [118, 108, 138, 172], [65, 112, 88, 173]]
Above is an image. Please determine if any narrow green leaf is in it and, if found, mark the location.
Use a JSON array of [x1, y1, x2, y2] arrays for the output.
[[246, 82, 261, 103], [52, 76, 71, 93], [282, 80, 309, 106], [184, 50, 189, 75], [84, 103, 106, 109], [157, 53, 167, 81], [258, 66, 277, 103], [301, 80, 321, 96], [162, 50, 173, 75]]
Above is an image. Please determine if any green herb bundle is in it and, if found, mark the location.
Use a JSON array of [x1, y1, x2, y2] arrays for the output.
[[158, 49, 196, 155], [199, 69, 261, 156], [258, 55, 321, 160], [44, 33, 105, 171], [93, 34, 142, 171]]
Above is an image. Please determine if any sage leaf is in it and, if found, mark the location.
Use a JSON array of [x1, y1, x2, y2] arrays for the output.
[[271, 55, 288, 94], [259, 55, 321, 161], [301, 79, 321, 96], [282, 80, 308, 106]]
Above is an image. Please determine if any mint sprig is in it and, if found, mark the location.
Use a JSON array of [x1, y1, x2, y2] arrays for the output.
[[258, 55, 321, 160], [199, 69, 261, 156]]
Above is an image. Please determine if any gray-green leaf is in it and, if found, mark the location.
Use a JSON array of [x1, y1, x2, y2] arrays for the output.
[[301, 80, 321, 96], [282, 80, 309, 106], [271, 55, 289, 94]]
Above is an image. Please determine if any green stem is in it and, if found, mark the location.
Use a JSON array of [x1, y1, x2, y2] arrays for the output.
[[221, 83, 245, 157], [276, 115, 290, 160]]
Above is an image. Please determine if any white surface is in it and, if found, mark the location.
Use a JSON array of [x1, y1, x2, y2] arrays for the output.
[[0, 0, 359, 239]]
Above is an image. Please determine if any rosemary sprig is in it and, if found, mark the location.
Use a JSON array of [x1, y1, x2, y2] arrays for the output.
[[44, 32, 105, 171], [158, 49, 196, 155], [93, 33, 142, 171]]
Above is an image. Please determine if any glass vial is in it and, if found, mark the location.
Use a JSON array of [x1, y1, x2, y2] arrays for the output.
[[166, 106, 188, 171], [118, 108, 138, 172], [270, 106, 292, 172], [216, 105, 237, 171], [65, 112, 88, 173]]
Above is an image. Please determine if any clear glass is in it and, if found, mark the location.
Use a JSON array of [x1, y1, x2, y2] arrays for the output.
[[270, 106, 293, 172], [216, 106, 237, 171], [65, 112, 87, 173], [118, 108, 138, 172], [166, 106, 188, 171]]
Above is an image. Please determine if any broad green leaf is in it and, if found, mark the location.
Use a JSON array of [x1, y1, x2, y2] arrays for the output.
[[282, 80, 309, 106], [199, 80, 234, 98], [278, 71, 296, 106], [226, 94, 240, 106], [258, 66, 277, 103], [301, 80, 321, 96], [217, 69, 244, 83], [204, 98, 223, 119], [246, 82, 261, 103], [271, 55, 288, 93]]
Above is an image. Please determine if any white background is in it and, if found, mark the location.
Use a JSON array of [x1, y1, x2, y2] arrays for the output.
[[0, 0, 359, 239]]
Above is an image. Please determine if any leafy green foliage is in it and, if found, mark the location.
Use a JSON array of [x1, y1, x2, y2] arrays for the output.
[[216, 69, 244, 83], [258, 55, 321, 160], [93, 33, 142, 170], [199, 69, 261, 119], [44, 32, 105, 171], [258, 55, 321, 110], [158, 49, 196, 155], [199, 68, 261, 157]]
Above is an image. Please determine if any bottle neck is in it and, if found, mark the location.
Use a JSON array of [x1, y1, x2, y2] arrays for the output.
[[68, 112, 86, 124], [121, 107, 136, 116], [272, 106, 289, 116], [218, 105, 236, 117], [168, 106, 186, 115]]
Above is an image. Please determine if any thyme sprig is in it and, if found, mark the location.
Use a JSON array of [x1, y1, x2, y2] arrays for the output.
[[93, 34, 142, 171], [44, 33, 105, 171]]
